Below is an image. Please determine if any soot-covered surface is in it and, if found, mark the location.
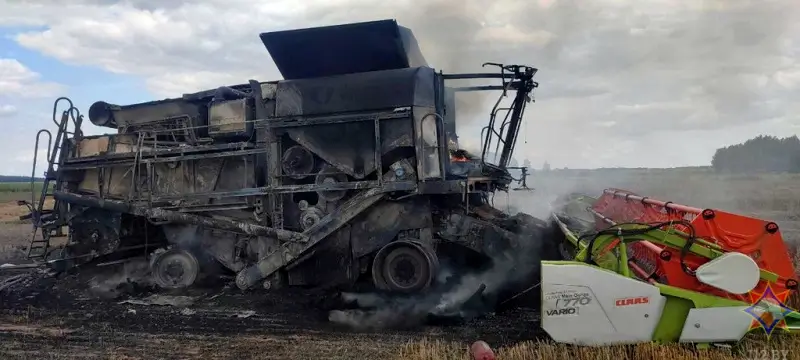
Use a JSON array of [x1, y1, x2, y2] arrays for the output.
[[0, 266, 544, 359]]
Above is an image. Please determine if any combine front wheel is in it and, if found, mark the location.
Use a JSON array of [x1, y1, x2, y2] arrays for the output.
[[372, 241, 438, 293]]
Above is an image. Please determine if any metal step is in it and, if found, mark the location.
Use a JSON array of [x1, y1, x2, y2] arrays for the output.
[[27, 239, 50, 259]]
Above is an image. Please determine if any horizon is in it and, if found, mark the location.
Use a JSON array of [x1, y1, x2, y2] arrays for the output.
[[0, 164, 718, 179]]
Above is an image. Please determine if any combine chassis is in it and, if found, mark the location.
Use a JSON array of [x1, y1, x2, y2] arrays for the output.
[[17, 19, 549, 311]]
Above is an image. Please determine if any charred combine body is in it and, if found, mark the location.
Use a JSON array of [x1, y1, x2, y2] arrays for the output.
[[20, 20, 546, 304]]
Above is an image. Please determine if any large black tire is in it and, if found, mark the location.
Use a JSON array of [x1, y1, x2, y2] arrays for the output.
[[371, 240, 439, 294]]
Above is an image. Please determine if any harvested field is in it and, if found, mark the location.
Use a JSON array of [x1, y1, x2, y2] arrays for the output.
[[1, 169, 800, 359], [0, 266, 541, 359], [396, 334, 800, 360]]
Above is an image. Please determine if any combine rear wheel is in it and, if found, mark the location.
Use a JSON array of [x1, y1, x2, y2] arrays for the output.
[[372, 241, 439, 293], [150, 248, 199, 289]]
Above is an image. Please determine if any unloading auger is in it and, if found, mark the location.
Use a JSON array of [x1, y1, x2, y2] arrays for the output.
[[544, 188, 800, 346]]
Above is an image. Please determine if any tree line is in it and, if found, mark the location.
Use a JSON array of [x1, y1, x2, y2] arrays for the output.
[[711, 135, 800, 173], [0, 175, 44, 182]]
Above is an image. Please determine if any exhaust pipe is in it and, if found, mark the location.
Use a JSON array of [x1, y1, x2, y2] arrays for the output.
[[88, 101, 119, 128]]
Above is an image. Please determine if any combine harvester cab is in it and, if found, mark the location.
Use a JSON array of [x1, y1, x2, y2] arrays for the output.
[[18, 19, 548, 309], [546, 189, 800, 346]]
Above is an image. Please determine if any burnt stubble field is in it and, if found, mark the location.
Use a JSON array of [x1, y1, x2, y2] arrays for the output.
[[1, 168, 800, 359]]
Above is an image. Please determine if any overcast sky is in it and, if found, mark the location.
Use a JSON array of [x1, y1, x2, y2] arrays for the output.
[[1, 0, 799, 175]]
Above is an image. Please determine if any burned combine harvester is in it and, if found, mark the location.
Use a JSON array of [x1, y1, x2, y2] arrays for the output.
[[21, 20, 545, 299]]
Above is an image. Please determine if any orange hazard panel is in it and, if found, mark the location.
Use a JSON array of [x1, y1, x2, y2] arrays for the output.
[[591, 188, 798, 301]]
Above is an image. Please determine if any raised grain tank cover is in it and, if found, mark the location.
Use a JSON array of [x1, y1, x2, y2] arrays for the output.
[[260, 19, 428, 79]]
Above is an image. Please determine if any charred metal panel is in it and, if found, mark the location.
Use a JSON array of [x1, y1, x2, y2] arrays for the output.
[[382, 118, 414, 150], [274, 67, 435, 117], [285, 115, 413, 179], [153, 162, 199, 197], [193, 159, 225, 193], [75, 134, 142, 158], [287, 225, 354, 287], [349, 197, 432, 259], [260, 19, 427, 80], [75, 134, 151, 198], [212, 157, 255, 192], [78, 166, 140, 198], [287, 121, 373, 179], [439, 213, 516, 258], [150, 157, 254, 200]]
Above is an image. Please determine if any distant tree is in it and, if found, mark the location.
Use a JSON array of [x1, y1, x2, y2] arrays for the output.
[[711, 135, 800, 173]]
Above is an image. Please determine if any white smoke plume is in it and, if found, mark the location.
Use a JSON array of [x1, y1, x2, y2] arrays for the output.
[[86, 257, 153, 299], [328, 218, 547, 330]]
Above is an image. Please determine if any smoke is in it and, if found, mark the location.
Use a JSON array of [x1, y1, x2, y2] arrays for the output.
[[86, 258, 153, 299], [392, 1, 527, 138], [293, 0, 529, 131], [162, 224, 228, 275], [388, 0, 503, 127], [328, 216, 546, 330], [328, 262, 520, 330], [164, 225, 202, 249], [297, 0, 800, 166], [491, 168, 648, 225], [86, 225, 224, 298]]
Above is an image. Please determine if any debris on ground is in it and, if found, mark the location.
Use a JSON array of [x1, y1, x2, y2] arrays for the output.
[[180, 308, 196, 316], [0, 272, 39, 293], [236, 310, 256, 318], [1, 263, 40, 269], [0, 264, 541, 359], [118, 294, 198, 307]]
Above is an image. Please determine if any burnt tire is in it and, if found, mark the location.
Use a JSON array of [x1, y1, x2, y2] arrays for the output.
[[150, 248, 200, 289], [372, 241, 438, 293]]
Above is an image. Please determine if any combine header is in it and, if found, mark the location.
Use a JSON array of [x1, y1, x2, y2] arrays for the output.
[[547, 189, 800, 346]]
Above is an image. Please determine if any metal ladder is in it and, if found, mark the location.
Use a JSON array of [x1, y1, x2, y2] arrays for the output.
[[25, 97, 83, 260]]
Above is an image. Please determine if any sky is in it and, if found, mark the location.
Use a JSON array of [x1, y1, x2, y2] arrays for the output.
[[1, 0, 799, 176]]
